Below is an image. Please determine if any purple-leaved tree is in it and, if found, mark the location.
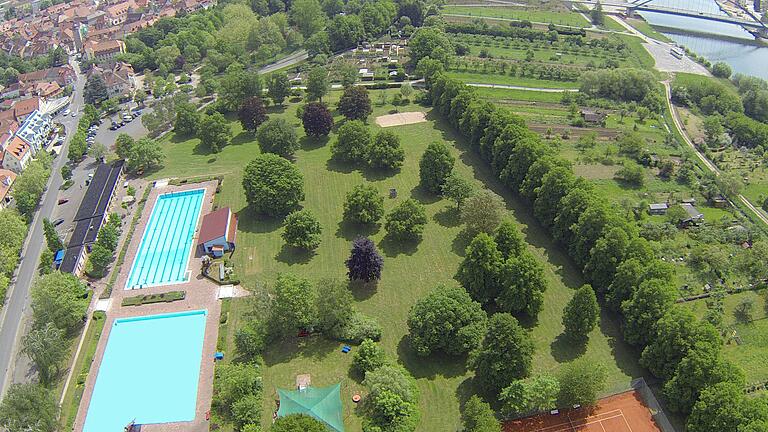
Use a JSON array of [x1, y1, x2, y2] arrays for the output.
[[346, 237, 383, 282]]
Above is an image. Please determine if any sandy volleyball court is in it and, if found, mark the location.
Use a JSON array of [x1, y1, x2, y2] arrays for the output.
[[375, 111, 427, 127]]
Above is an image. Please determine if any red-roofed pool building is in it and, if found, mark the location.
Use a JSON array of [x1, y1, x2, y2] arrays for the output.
[[199, 207, 237, 257]]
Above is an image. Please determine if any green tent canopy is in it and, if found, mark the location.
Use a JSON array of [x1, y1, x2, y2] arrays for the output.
[[277, 383, 344, 432]]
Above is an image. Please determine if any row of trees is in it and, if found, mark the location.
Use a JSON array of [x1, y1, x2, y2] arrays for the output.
[[0, 209, 27, 305], [114, 134, 165, 174], [424, 69, 754, 429], [86, 214, 122, 278], [0, 272, 90, 431]]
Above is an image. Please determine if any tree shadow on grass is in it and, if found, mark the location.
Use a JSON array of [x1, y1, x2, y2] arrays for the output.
[[451, 229, 474, 257], [262, 335, 339, 367], [378, 234, 419, 257], [237, 209, 283, 234], [455, 376, 480, 412], [409, 185, 441, 205], [349, 279, 378, 301], [361, 166, 399, 182], [231, 131, 255, 146], [550, 332, 587, 363], [599, 309, 644, 379], [275, 244, 316, 265], [325, 157, 356, 174], [267, 105, 287, 115], [300, 135, 329, 151], [396, 336, 469, 380], [192, 140, 213, 156], [434, 206, 461, 228], [335, 219, 380, 241]]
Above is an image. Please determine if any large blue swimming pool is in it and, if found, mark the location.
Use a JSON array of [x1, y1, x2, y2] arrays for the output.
[[126, 189, 204, 289], [83, 310, 208, 432]]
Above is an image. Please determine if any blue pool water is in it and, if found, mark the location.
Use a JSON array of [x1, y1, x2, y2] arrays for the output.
[[83, 310, 208, 432], [126, 189, 204, 289]]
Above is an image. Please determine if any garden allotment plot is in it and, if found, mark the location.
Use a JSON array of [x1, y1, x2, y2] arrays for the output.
[[126, 189, 204, 289]]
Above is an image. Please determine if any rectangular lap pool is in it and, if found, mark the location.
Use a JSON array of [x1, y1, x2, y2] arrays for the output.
[[126, 189, 204, 289], [83, 310, 208, 432]]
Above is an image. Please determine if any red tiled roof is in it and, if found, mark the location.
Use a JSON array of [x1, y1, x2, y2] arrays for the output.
[[199, 207, 233, 245], [227, 212, 238, 245]]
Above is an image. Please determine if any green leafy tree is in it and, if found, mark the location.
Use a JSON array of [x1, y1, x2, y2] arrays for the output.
[[87, 243, 114, 278], [455, 233, 503, 305], [663, 342, 745, 414], [368, 130, 405, 170], [338, 85, 372, 121], [0, 383, 58, 432], [197, 112, 232, 153], [461, 189, 505, 237], [687, 382, 752, 432], [30, 272, 88, 335], [84, 74, 108, 105], [127, 138, 165, 173], [472, 313, 534, 396], [282, 209, 322, 250], [419, 141, 454, 194], [590, 1, 605, 25], [290, 0, 326, 38], [352, 338, 387, 376], [242, 154, 305, 216], [462, 395, 501, 432], [384, 198, 427, 241], [562, 284, 599, 342], [442, 173, 474, 210], [343, 184, 384, 224], [14, 160, 50, 218], [88, 141, 108, 161], [327, 14, 365, 51], [494, 219, 524, 259], [306, 67, 330, 102], [238, 96, 268, 133], [407, 284, 486, 356], [557, 357, 607, 407], [500, 374, 560, 417], [641, 308, 721, 380], [174, 101, 200, 136], [68, 131, 86, 162], [270, 273, 318, 335], [302, 102, 333, 137], [621, 278, 677, 346], [218, 67, 262, 112], [115, 133, 135, 160], [213, 362, 262, 419], [42, 219, 62, 251], [363, 365, 418, 428], [271, 414, 328, 432], [256, 118, 299, 157], [268, 73, 291, 105], [316, 278, 354, 337], [21, 322, 68, 385], [332, 120, 371, 163], [409, 27, 454, 67], [497, 251, 546, 317], [711, 62, 732, 79]]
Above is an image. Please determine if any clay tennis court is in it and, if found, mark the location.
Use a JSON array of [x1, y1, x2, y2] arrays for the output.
[[504, 390, 662, 432], [375, 111, 427, 127]]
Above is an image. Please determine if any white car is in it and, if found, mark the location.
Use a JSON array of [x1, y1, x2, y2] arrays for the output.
[[71, 111, 77, 117], [62, 109, 70, 116]]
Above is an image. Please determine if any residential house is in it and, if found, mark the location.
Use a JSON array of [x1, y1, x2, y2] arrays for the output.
[[0, 169, 16, 208], [680, 203, 704, 226], [84, 39, 125, 63], [10, 97, 41, 123], [199, 207, 238, 257], [105, 1, 136, 26], [3, 136, 32, 173], [580, 109, 607, 124], [94, 61, 135, 98], [649, 203, 669, 215], [18, 65, 76, 87]]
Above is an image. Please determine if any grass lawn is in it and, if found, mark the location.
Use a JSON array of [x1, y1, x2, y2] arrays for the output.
[[151, 90, 642, 431], [446, 71, 580, 89], [58, 312, 107, 430], [600, 15, 629, 32], [625, 17, 672, 43], [681, 290, 768, 382], [473, 87, 566, 103], [442, 6, 591, 27]]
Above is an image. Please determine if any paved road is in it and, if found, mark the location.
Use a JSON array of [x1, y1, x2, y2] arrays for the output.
[[258, 50, 308, 75], [0, 58, 86, 399]]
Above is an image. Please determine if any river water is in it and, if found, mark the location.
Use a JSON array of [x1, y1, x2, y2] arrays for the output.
[[638, 0, 768, 79]]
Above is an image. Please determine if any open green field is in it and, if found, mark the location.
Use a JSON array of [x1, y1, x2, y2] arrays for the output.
[[625, 17, 672, 43], [446, 71, 580, 89], [150, 90, 641, 431], [442, 5, 591, 27], [681, 289, 768, 382], [473, 87, 566, 103]]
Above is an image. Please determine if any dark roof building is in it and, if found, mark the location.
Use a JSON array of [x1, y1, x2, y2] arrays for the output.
[[60, 160, 124, 274]]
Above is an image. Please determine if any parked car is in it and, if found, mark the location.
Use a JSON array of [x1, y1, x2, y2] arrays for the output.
[[57, 198, 69, 205], [53, 218, 64, 226], [62, 109, 70, 116]]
